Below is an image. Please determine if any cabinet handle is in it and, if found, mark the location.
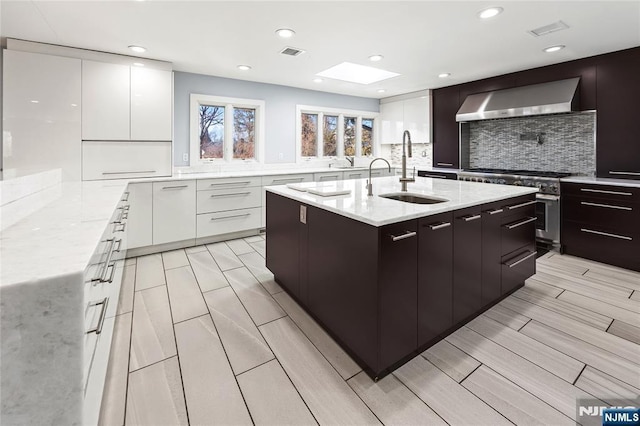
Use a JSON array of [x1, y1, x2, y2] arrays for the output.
[[428, 222, 451, 230], [113, 222, 126, 233], [92, 239, 115, 283], [86, 298, 108, 335], [580, 228, 633, 241], [162, 185, 188, 190], [580, 188, 632, 196], [507, 200, 536, 210], [436, 162, 454, 167], [486, 208, 504, 215], [461, 214, 481, 222], [272, 177, 304, 183], [581, 201, 632, 211], [319, 175, 340, 181], [390, 231, 417, 241], [609, 171, 640, 176], [209, 181, 251, 186], [121, 192, 130, 202], [102, 261, 117, 284], [505, 216, 536, 229], [348, 173, 362, 178], [210, 192, 251, 198], [420, 174, 447, 179], [102, 170, 156, 175], [210, 213, 251, 221], [505, 251, 537, 268]]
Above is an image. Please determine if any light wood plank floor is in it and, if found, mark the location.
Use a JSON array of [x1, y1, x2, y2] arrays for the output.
[[99, 240, 640, 425]]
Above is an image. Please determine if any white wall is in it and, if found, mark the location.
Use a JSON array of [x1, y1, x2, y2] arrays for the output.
[[173, 71, 379, 165]]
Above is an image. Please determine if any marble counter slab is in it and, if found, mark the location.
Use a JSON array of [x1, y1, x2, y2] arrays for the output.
[[266, 176, 538, 227], [561, 176, 640, 188]]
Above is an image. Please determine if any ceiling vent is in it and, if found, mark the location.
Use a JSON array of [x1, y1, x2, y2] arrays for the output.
[[280, 47, 305, 57], [528, 20, 569, 37]]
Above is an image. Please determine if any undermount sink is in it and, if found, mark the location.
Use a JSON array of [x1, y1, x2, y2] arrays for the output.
[[378, 193, 448, 204]]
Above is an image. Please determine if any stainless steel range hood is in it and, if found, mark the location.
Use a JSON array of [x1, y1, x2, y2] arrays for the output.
[[456, 77, 580, 122]]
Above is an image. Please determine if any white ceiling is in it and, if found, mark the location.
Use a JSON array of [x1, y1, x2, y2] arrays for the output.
[[2, 1, 639, 99]]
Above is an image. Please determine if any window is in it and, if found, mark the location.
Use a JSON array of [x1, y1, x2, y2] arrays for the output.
[[296, 105, 378, 160], [190, 94, 264, 164]]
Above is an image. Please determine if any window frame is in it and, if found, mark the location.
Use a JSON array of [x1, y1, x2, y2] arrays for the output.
[[296, 104, 379, 162], [190, 93, 265, 164]]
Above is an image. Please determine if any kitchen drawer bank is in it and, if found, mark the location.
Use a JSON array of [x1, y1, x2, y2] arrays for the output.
[[0, 180, 129, 426], [266, 177, 537, 378], [125, 167, 393, 257]]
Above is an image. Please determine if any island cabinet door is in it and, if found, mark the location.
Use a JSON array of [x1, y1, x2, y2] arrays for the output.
[[265, 192, 302, 297], [417, 212, 453, 347], [481, 201, 505, 305], [453, 206, 483, 324], [379, 220, 418, 370]]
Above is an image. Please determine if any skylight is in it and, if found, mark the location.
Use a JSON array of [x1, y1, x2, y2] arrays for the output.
[[316, 62, 400, 85]]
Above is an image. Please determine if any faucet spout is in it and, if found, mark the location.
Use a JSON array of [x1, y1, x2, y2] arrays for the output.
[[367, 157, 392, 196], [400, 130, 415, 192]]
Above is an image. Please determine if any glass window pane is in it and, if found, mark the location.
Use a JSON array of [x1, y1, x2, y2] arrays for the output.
[[233, 107, 255, 159], [344, 116, 356, 156], [323, 115, 338, 156], [362, 118, 373, 157], [301, 113, 318, 157], [199, 105, 224, 159]]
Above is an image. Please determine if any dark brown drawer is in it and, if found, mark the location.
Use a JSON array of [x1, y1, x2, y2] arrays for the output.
[[501, 215, 536, 257], [500, 195, 536, 221], [563, 195, 639, 235], [501, 245, 536, 295], [562, 220, 640, 272], [562, 182, 640, 203]]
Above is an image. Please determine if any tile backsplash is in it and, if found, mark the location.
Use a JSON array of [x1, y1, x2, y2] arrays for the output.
[[468, 112, 595, 175], [381, 143, 432, 168]]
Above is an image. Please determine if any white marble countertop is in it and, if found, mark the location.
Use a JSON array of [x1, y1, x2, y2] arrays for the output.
[[266, 176, 538, 227], [561, 176, 640, 188], [1, 180, 128, 287]]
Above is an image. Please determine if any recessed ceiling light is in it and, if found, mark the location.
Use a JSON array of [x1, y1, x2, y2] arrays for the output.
[[237, 65, 252, 71], [133, 62, 145, 67], [368, 55, 384, 62], [276, 28, 295, 38], [313, 78, 323, 83], [478, 7, 503, 19], [377, 89, 386, 93], [316, 62, 400, 85], [544, 45, 565, 53], [128, 45, 146, 53], [438, 73, 451, 78], [30, 100, 39, 104]]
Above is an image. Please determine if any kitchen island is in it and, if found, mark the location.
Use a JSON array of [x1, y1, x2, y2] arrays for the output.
[[266, 176, 538, 379]]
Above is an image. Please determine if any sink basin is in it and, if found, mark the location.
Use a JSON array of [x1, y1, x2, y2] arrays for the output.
[[378, 193, 448, 204]]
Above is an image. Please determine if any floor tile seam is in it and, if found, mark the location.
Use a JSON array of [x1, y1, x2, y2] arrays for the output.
[[554, 288, 640, 315], [536, 268, 635, 296]]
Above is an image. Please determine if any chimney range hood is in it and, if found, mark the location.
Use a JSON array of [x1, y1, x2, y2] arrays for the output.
[[456, 77, 580, 122]]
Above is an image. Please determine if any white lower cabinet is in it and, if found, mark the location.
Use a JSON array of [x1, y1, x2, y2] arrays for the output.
[[343, 170, 368, 180], [82, 141, 172, 181], [197, 186, 261, 214], [127, 182, 153, 249], [313, 171, 344, 182], [197, 207, 262, 237], [152, 180, 196, 245]]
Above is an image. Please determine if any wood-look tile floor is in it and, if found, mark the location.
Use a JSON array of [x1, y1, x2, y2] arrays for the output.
[[99, 238, 640, 425]]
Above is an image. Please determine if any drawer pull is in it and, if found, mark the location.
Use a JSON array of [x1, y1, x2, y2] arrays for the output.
[[86, 298, 108, 335], [609, 171, 640, 176], [102, 170, 156, 175], [102, 261, 117, 284], [272, 177, 304, 184], [486, 208, 504, 215], [580, 201, 632, 211], [428, 222, 451, 230], [580, 228, 633, 241], [580, 188, 632, 196], [505, 217, 536, 229], [421, 174, 447, 179], [390, 231, 417, 241], [347, 173, 362, 178], [461, 214, 481, 222], [505, 251, 537, 268], [209, 181, 251, 186], [210, 213, 251, 221], [114, 222, 126, 233], [162, 185, 188, 190], [210, 192, 251, 198], [436, 162, 454, 167], [507, 200, 536, 210], [121, 192, 130, 202], [319, 175, 340, 181]]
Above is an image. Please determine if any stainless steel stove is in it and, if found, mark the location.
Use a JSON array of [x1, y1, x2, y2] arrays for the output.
[[457, 168, 573, 251]]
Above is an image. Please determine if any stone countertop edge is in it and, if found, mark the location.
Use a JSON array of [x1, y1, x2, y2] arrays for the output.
[[265, 176, 538, 227]]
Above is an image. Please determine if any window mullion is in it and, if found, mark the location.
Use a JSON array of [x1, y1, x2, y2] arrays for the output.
[[337, 114, 344, 157], [317, 112, 324, 158], [225, 104, 234, 160], [355, 116, 362, 157]]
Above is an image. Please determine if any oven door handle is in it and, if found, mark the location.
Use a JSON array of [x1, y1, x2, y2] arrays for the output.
[[536, 194, 560, 201]]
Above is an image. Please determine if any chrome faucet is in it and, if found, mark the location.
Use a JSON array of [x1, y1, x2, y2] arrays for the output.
[[400, 130, 415, 192], [367, 157, 391, 196], [345, 156, 355, 167]]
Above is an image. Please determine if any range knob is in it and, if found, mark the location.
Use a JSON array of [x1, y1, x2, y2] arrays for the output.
[[513, 180, 522, 186], [498, 179, 507, 185], [549, 184, 558, 193], [536, 182, 547, 191]]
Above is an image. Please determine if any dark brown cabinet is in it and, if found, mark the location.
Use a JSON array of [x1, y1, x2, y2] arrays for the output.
[[595, 48, 640, 179], [453, 206, 483, 323], [432, 85, 460, 169], [417, 212, 453, 346], [481, 201, 504, 305]]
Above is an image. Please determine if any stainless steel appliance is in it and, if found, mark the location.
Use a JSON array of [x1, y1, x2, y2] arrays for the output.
[[457, 168, 571, 250]]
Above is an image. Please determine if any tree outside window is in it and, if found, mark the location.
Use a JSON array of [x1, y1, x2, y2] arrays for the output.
[[344, 116, 356, 156], [362, 118, 374, 156], [233, 108, 255, 159], [323, 115, 338, 156], [301, 113, 318, 157], [199, 105, 224, 159]]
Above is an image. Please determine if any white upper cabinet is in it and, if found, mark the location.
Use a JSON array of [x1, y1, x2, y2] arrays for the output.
[[130, 67, 172, 141], [82, 60, 172, 141], [379, 94, 431, 144], [82, 61, 130, 140]]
